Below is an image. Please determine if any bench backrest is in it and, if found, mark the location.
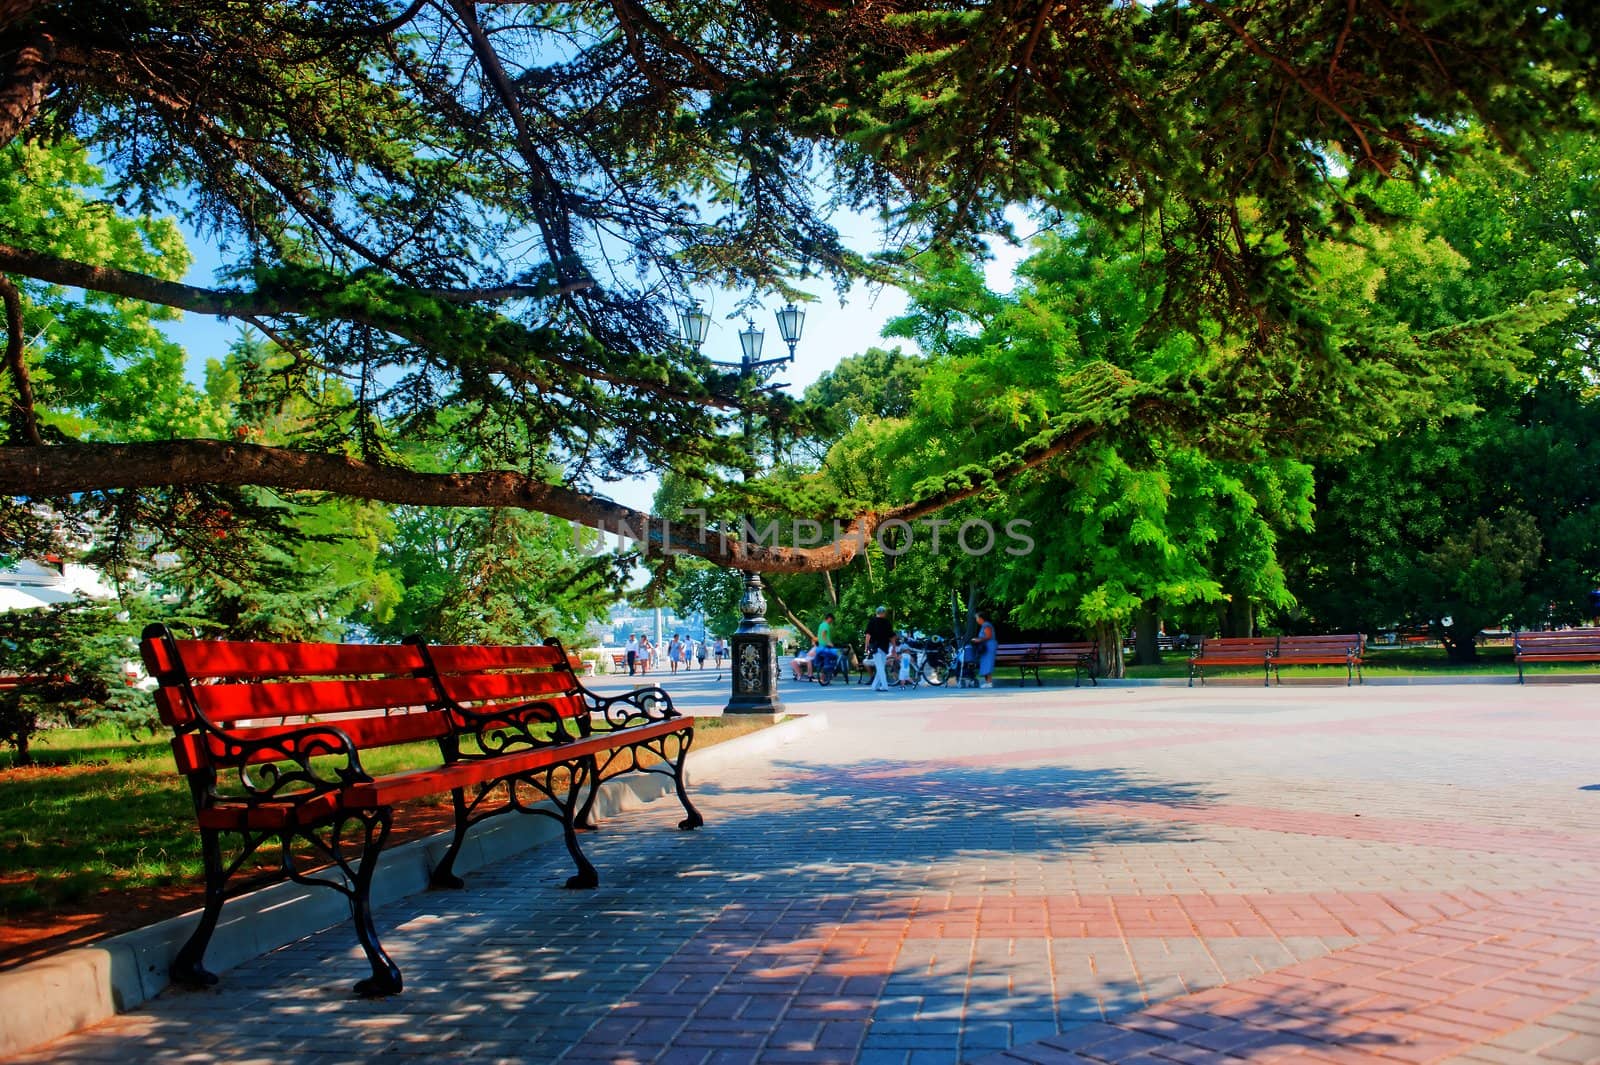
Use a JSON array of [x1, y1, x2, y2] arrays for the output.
[[1275, 634, 1364, 656], [1036, 641, 1096, 657], [423, 642, 585, 726], [1514, 629, 1600, 655], [993, 643, 1039, 660], [1192, 637, 1276, 658], [141, 626, 449, 776]]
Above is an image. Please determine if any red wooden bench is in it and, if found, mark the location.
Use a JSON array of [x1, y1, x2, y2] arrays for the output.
[[140, 624, 699, 997], [1271, 634, 1365, 685], [1512, 628, 1600, 682], [1188, 637, 1276, 686]]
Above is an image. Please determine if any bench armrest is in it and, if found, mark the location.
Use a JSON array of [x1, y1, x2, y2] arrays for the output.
[[446, 699, 583, 753], [201, 721, 372, 802], [582, 684, 681, 730]]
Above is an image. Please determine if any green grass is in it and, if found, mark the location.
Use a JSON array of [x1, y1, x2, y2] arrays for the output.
[[0, 716, 768, 919]]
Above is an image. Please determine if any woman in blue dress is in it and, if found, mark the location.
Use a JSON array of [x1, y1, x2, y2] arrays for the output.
[[971, 610, 998, 689]]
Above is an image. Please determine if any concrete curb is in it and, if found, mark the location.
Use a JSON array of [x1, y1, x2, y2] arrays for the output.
[[0, 712, 829, 1059]]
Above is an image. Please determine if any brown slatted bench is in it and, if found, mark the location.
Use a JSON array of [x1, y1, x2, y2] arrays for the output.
[[1030, 641, 1100, 687], [140, 624, 699, 997], [1188, 636, 1276, 687], [993, 643, 1040, 685], [1512, 628, 1600, 682], [1271, 634, 1365, 685]]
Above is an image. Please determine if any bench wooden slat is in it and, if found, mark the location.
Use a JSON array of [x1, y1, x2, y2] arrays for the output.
[[1516, 649, 1600, 655], [1191, 637, 1276, 659], [143, 638, 426, 681], [427, 644, 567, 671], [433, 669, 578, 710], [156, 675, 442, 727]]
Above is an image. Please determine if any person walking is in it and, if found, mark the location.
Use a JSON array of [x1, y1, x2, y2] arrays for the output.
[[696, 639, 708, 670], [667, 634, 682, 674], [625, 633, 639, 676], [865, 605, 894, 691], [713, 636, 726, 669], [971, 610, 998, 689], [639, 635, 653, 674]]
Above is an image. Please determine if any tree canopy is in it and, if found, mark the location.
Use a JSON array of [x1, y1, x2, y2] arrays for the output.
[[3, 2, 1599, 571]]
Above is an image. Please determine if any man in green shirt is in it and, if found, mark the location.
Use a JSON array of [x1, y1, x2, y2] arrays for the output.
[[816, 613, 837, 681]]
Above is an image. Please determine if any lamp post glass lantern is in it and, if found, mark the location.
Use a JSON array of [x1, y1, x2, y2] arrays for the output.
[[677, 299, 804, 718]]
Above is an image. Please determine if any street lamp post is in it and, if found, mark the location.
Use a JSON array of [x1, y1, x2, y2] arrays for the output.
[[679, 301, 805, 718]]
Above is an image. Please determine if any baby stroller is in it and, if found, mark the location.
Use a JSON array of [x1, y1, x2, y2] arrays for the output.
[[954, 643, 980, 688]]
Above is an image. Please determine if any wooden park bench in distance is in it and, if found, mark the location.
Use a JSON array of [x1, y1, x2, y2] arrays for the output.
[[1031, 641, 1100, 687], [140, 624, 700, 997], [991, 641, 1099, 687], [993, 643, 1039, 685], [1512, 628, 1600, 682], [1187, 636, 1276, 687], [1272, 634, 1366, 685]]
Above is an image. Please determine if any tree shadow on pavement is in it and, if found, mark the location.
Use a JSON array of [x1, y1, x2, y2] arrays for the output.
[[35, 760, 1441, 1065]]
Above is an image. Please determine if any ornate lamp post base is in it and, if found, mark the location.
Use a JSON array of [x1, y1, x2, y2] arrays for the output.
[[724, 571, 785, 719]]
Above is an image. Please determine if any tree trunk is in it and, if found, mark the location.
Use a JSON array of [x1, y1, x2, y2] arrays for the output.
[[1094, 620, 1125, 679], [765, 585, 812, 642], [2, 696, 35, 767], [1440, 627, 1478, 663], [0, 31, 54, 148], [956, 582, 980, 642], [1220, 596, 1254, 637], [1133, 602, 1161, 665]]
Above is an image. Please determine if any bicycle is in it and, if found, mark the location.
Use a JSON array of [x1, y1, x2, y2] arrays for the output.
[[813, 646, 849, 686], [902, 636, 951, 687]]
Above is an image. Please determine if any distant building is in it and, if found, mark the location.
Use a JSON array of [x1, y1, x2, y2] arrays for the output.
[[606, 603, 706, 646], [0, 558, 114, 612]]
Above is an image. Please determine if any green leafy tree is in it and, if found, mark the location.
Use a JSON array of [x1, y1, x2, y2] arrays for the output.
[[4, 2, 1598, 577], [368, 507, 627, 647], [0, 599, 151, 765], [1421, 511, 1544, 659], [1286, 126, 1600, 660]]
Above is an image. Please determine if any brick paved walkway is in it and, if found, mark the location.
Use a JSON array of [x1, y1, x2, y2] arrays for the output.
[[11, 680, 1599, 1064]]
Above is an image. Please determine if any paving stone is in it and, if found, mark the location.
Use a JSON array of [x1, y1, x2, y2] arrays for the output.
[[15, 682, 1600, 1064]]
